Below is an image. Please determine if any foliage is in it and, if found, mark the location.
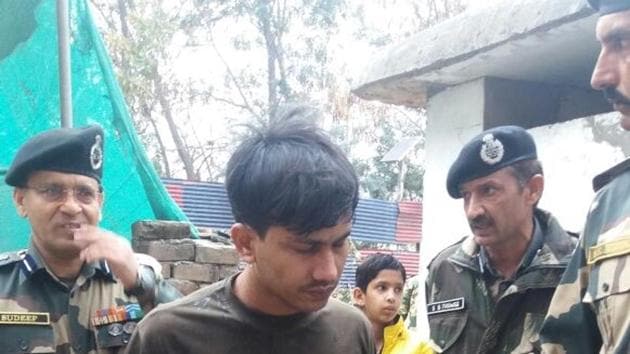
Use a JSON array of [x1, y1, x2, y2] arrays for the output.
[[91, 0, 466, 199]]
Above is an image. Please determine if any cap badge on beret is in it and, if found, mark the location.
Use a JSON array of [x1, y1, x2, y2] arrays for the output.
[[90, 134, 103, 171], [480, 133, 504, 165]]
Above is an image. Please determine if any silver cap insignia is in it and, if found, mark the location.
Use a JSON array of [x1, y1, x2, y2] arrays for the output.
[[480, 133, 504, 165]]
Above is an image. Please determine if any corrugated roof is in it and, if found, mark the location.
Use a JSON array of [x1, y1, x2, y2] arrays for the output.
[[396, 201, 422, 243], [163, 178, 233, 230], [353, 199, 398, 243]]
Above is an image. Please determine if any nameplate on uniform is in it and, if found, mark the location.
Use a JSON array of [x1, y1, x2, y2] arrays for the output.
[[427, 297, 465, 316], [587, 235, 630, 265], [0, 312, 50, 325]]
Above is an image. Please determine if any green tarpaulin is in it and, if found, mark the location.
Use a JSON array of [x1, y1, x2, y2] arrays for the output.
[[0, 0, 190, 251]]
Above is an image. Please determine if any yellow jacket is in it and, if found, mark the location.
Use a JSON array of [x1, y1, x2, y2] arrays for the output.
[[382, 316, 434, 354]]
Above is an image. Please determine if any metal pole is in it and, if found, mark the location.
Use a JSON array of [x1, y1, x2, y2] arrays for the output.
[[57, 0, 73, 128]]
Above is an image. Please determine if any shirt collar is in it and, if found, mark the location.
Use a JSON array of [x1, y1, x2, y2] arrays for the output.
[[19, 242, 115, 285], [478, 215, 543, 277]]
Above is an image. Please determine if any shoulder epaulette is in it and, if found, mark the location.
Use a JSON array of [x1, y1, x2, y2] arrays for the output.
[[0, 250, 26, 267], [593, 158, 630, 192]]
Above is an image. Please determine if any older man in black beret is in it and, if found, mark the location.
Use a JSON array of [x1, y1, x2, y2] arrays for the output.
[[425, 126, 577, 354], [541, 1, 630, 353], [0, 125, 180, 353]]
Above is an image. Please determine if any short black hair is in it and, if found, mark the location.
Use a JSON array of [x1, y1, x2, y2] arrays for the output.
[[225, 104, 359, 238], [355, 253, 406, 292]]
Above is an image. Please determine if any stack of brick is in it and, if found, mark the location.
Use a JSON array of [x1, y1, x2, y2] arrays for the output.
[[132, 221, 240, 295]]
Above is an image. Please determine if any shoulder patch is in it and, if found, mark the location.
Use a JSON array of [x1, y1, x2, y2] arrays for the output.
[[593, 158, 630, 192], [0, 250, 26, 267]]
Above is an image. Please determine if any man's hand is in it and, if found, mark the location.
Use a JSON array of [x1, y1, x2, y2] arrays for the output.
[[73, 225, 139, 289]]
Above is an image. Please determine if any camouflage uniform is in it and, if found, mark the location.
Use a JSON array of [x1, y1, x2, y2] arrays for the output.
[[400, 274, 419, 331], [425, 209, 577, 354], [0, 244, 180, 354], [541, 159, 630, 353]]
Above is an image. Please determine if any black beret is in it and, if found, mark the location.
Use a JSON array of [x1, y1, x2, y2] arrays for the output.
[[587, 0, 630, 14], [5, 125, 104, 186], [446, 125, 537, 198]]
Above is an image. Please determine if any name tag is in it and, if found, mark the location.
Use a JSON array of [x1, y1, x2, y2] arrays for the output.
[[0, 312, 50, 325], [588, 236, 630, 265], [427, 297, 465, 316]]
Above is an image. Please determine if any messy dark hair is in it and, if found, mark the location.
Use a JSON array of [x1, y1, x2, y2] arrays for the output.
[[225, 104, 359, 238]]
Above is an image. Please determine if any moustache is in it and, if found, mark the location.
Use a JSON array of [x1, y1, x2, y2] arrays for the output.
[[469, 214, 493, 230], [603, 87, 630, 106]]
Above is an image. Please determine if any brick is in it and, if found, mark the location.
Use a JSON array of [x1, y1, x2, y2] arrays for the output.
[[193, 239, 239, 265], [216, 264, 239, 281], [172, 262, 219, 283], [167, 279, 199, 296], [132, 220, 192, 240], [133, 240, 195, 261], [160, 262, 173, 278]]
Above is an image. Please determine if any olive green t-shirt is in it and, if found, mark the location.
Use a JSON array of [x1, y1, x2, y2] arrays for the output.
[[127, 273, 376, 354]]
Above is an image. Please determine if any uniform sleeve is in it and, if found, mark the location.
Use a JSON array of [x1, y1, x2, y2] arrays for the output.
[[128, 256, 182, 311], [539, 236, 602, 353], [400, 276, 417, 319]]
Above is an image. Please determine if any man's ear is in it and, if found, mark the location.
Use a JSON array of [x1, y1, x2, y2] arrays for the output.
[[526, 174, 544, 206], [352, 287, 366, 307], [13, 188, 27, 218], [231, 223, 258, 263]]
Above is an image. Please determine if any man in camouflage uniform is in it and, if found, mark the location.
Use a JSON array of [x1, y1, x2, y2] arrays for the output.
[[425, 126, 577, 353], [0, 125, 180, 353], [540, 1, 630, 352]]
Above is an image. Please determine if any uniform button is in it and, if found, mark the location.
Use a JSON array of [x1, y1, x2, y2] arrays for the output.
[[602, 283, 610, 292], [73, 343, 82, 352], [18, 339, 28, 351]]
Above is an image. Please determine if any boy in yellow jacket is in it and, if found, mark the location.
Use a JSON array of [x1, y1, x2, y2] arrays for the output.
[[353, 253, 434, 354]]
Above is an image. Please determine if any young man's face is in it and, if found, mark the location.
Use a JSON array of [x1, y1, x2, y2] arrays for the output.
[[460, 167, 539, 248], [13, 170, 103, 258], [591, 9, 630, 131], [247, 220, 351, 315], [354, 269, 404, 326]]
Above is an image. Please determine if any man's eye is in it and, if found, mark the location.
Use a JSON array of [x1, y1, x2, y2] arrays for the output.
[[44, 186, 64, 198], [333, 239, 348, 248], [76, 187, 96, 198], [296, 245, 318, 254], [482, 186, 496, 195]]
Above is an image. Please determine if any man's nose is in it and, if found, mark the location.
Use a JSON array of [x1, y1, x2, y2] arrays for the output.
[[59, 192, 82, 214], [465, 195, 484, 219], [591, 51, 618, 91], [312, 248, 339, 283]]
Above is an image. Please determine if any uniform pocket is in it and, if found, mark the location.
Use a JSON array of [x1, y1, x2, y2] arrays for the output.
[[0, 325, 56, 353], [585, 252, 630, 302], [584, 249, 630, 351], [427, 309, 468, 351], [94, 320, 138, 349]]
